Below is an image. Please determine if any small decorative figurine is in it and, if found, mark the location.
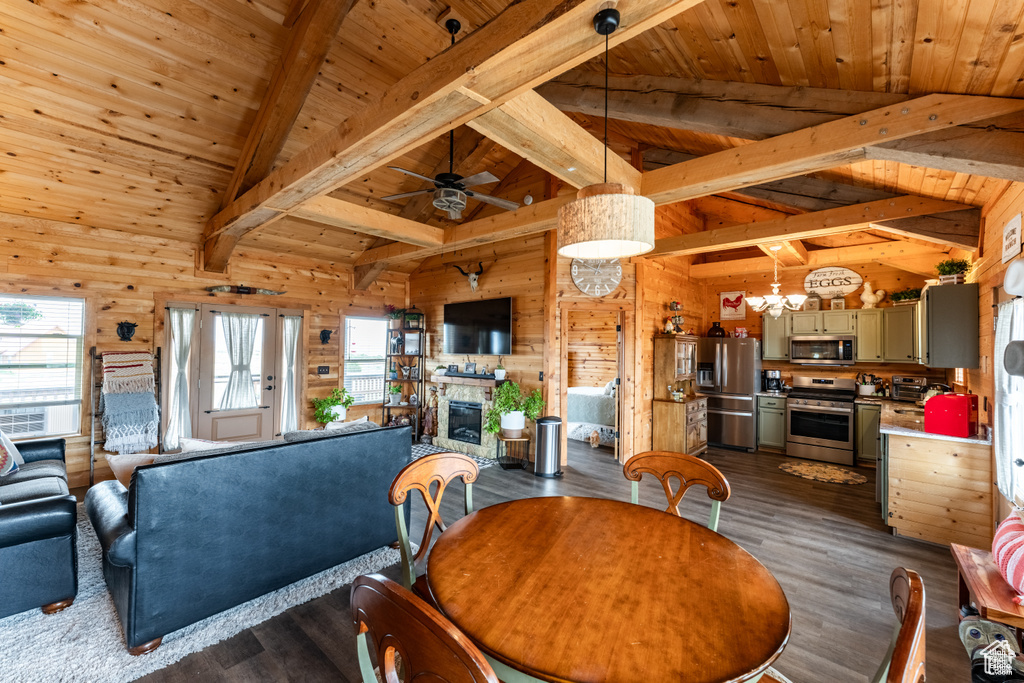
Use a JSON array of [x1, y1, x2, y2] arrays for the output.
[[664, 319, 674, 334], [116, 321, 138, 342], [860, 282, 887, 309], [319, 329, 332, 344]]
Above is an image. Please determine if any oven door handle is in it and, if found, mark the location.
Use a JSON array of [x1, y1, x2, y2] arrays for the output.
[[788, 405, 853, 415], [708, 408, 753, 417]]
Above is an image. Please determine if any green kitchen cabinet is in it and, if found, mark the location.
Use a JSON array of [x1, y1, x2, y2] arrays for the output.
[[757, 396, 786, 451], [883, 304, 917, 363], [822, 310, 856, 334], [855, 309, 884, 362], [856, 403, 881, 463], [762, 312, 790, 360], [790, 312, 822, 335], [919, 283, 980, 368]]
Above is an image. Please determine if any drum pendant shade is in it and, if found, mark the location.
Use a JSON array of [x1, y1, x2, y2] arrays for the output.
[[557, 183, 655, 259]]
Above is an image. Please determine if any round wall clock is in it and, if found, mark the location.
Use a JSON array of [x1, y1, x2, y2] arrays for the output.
[[570, 258, 622, 297]]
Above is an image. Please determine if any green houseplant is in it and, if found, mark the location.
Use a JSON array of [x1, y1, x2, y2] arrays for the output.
[[890, 287, 922, 304], [388, 383, 403, 406], [936, 258, 971, 285], [494, 359, 507, 381], [384, 304, 405, 330], [311, 388, 355, 424], [484, 381, 545, 438]]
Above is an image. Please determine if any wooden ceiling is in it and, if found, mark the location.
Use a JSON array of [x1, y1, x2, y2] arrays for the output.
[[0, 0, 1021, 276]]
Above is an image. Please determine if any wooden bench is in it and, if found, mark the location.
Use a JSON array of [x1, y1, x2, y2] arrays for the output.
[[951, 543, 1024, 631]]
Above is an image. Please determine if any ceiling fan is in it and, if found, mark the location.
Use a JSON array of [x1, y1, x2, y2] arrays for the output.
[[380, 19, 519, 221]]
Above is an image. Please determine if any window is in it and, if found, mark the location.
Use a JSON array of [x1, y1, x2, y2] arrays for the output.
[[344, 317, 387, 405], [0, 295, 85, 438]]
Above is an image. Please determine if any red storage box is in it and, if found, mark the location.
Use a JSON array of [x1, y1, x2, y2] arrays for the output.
[[924, 393, 978, 438]]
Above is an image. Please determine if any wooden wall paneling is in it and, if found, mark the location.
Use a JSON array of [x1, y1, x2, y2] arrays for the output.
[[565, 310, 619, 386]]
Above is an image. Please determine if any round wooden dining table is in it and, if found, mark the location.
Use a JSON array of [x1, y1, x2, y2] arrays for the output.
[[427, 496, 791, 683]]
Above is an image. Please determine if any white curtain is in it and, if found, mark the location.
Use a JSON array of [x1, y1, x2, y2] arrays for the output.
[[995, 299, 1024, 502], [219, 312, 261, 410], [280, 315, 301, 433], [163, 307, 196, 451]]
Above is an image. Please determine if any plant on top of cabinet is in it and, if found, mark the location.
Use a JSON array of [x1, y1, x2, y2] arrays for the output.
[[890, 287, 921, 305], [936, 258, 971, 285]]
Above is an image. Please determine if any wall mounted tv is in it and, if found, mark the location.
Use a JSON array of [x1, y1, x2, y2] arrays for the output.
[[443, 297, 512, 356]]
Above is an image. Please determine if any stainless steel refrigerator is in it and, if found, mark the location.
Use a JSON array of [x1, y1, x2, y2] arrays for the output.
[[696, 338, 761, 451]]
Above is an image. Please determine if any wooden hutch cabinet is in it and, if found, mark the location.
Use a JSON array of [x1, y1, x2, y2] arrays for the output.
[[652, 334, 707, 456]]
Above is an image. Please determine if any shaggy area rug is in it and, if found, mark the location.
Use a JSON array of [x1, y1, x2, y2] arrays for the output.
[[411, 442, 495, 469], [778, 461, 868, 485], [0, 508, 401, 683]]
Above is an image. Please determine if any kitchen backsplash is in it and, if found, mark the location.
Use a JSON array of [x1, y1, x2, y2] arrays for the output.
[[761, 360, 949, 393]]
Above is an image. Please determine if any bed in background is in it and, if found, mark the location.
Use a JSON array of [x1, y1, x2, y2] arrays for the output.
[[566, 385, 617, 446]]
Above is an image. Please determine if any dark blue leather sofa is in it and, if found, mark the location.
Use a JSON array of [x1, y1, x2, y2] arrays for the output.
[[85, 425, 412, 653], [0, 438, 78, 619]]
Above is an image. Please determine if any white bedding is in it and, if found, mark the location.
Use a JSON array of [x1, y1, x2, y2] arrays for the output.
[[566, 386, 616, 445]]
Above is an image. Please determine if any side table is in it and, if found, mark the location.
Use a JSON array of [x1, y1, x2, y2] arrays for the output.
[[495, 435, 530, 470]]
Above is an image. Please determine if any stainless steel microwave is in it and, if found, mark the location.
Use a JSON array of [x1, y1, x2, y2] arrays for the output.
[[789, 335, 857, 366]]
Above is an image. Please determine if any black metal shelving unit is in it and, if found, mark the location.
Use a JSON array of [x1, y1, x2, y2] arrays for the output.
[[382, 309, 425, 440]]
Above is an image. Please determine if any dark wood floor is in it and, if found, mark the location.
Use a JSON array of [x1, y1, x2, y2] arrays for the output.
[[137, 441, 967, 683]]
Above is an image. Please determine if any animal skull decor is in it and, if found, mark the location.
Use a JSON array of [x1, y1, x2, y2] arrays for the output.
[[454, 262, 485, 291]]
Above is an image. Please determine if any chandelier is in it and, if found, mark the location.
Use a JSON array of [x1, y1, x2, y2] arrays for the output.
[[745, 246, 807, 318], [556, 9, 655, 259]]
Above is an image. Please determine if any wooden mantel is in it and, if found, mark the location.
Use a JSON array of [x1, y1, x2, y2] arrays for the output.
[[432, 375, 506, 400]]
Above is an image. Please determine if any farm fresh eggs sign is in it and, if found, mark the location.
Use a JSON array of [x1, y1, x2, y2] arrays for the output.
[[803, 267, 863, 298]]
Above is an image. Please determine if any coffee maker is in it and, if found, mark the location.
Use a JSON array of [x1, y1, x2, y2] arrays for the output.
[[762, 369, 783, 393]]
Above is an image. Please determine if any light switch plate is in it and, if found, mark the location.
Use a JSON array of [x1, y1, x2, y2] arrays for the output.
[[317, 366, 329, 375]]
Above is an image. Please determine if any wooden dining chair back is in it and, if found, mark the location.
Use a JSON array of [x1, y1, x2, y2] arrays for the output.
[[351, 573, 499, 683], [763, 567, 925, 683], [623, 451, 731, 531], [389, 451, 479, 590]]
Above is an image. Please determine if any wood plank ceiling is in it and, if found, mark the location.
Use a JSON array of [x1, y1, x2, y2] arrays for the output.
[[0, 0, 1021, 274]]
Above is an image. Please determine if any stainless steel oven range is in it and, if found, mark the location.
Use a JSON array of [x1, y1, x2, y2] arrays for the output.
[[786, 376, 857, 465]]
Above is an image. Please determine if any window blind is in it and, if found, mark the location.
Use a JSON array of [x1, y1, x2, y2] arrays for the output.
[[343, 317, 386, 405]]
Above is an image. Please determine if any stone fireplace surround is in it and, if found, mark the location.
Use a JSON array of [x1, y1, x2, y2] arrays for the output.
[[434, 382, 498, 460]]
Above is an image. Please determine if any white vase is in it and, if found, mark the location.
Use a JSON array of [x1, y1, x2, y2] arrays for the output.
[[330, 405, 347, 422], [494, 369, 507, 380], [389, 394, 401, 406], [500, 411, 525, 438]]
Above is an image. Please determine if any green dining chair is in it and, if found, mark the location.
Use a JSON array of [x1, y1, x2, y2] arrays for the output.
[[622, 450, 731, 531], [388, 451, 479, 598], [351, 573, 499, 683], [764, 567, 925, 683]]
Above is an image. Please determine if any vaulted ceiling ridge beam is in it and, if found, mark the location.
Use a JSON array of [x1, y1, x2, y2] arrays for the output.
[[468, 90, 641, 191], [641, 94, 1024, 206], [221, 0, 357, 207], [647, 195, 973, 258], [541, 71, 1024, 182], [690, 241, 950, 279], [202, 0, 705, 272]]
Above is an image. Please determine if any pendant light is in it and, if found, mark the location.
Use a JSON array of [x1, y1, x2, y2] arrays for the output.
[[745, 246, 807, 318], [556, 9, 655, 259]]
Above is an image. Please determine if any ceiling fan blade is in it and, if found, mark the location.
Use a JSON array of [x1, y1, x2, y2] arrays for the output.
[[466, 192, 520, 212], [458, 171, 500, 188], [381, 189, 434, 201], [387, 166, 438, 184]]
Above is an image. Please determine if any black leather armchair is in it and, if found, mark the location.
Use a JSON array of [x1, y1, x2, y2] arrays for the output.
[[0, 438, 78, 619], [86, 425, 412, 653]]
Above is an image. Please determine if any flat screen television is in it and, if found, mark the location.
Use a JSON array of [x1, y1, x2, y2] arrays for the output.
[[443, 297, 512, 356]]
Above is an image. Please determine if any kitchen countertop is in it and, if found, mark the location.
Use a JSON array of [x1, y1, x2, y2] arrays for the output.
[[877, 400, 992, 445], [756, 391, 789, 398]]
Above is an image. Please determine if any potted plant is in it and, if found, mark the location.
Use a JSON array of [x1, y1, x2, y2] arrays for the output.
[[936, 258, 971, 285], [384, 304, 405, 330], [311, 388, 355, 424], [484, 381, 545, 438], [388, 384, 403, 406], [494, 359, 507, 381], [890, 287, 922, 306], [434, 364, 447, 376]]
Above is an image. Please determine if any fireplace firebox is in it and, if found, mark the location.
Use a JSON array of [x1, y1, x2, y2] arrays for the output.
[[448, 400, 483, 445]]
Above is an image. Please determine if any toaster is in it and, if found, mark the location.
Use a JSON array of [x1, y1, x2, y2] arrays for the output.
[[924, 393, 978, 438]]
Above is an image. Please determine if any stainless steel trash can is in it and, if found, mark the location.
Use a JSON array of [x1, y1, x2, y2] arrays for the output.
[[533, 416, 563, 478]]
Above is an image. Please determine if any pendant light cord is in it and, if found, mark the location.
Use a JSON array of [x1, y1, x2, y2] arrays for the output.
[[603, 32, 609, 184]]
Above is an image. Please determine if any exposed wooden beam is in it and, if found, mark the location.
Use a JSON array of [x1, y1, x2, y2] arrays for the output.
[[691, 242, 949, 279], [874, 256, 941, 278], [397, 129, 494, 223], [468, 90, 641, 191], [871, 210, 981, 251], [641, 94, 1024, 207], [462, 157, 536, 223], [761, 241, 809, 266], [352, 261, 388, 290], [222, 0, 356, 206], [203, 0, 705, 272], [542, 70, 1024, 181], [290, 197, 444, 246], [648, 196, 972, 258]]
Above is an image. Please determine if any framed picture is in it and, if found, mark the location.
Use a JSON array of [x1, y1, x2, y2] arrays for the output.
[[403, 312, 423, 330], [719, 291, 746, 320], [405, 332, 421, 355], [447, 364, 459, 374], [830, 298, 846, 310], [410, 366, 420, 380], [464, 362, 477, 374]]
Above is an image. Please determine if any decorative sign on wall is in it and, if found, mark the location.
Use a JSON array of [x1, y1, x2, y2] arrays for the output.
[[803, 267, 863, 298], [1003, 213, 1022, 264], [719, 291, 746, 320]]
